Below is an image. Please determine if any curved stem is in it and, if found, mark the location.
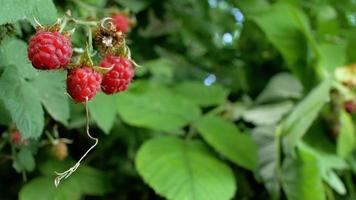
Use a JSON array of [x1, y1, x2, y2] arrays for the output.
[[54, 98, 98, 187]]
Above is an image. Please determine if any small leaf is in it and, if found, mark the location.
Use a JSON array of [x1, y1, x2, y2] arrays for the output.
[[337, 111, 356, 158], [90, 93, 117, 134], [136, 136, 236, 200], [282, 79, 331, 153], [256, 73, 303, 103], [281, 149, 326, 200], [194, 115, 257, 170], [13, 148, 35, 172], [174, 81, 229, 107], [242, 101, 294, 125], [251, 125, 281, 199]]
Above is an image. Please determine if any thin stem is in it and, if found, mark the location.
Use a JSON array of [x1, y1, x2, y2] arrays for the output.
[[59, 18, 69, 33], [87, 26, 93, 54], [72, 18, 98, 26], [54, 98, 98, 187]]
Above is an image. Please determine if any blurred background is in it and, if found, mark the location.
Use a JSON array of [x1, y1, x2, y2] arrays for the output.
[[0, 0, 355, 199]]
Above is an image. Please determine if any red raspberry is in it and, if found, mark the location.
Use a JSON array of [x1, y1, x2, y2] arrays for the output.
[[111, 14, 130, 33], [28, 31, 72, 70], [10, 130, 27, 145], [10, 130, 22, 145], [344, 100, 356, 114], [100, 55, 134, 94], [66, 67, 102, 103]]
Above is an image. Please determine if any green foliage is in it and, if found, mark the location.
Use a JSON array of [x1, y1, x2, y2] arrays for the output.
[[282, 79, 331, 153], [136, 137, 236, 200], [116, 81, 201, 132], [0, 0, 57, 25], [194, 115, 257, 170], [19, 160, 111, 200]]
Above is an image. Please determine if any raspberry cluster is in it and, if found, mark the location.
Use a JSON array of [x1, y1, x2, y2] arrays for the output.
[[27, 15, 135, 103]]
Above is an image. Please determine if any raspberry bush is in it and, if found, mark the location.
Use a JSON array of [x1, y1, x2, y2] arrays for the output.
[[0, 0, 355, 200]]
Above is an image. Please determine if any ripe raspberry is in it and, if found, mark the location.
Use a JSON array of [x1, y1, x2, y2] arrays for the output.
[[67, 67, 102, 103], [344, 100, 356, 114], [28, 31, 72, 70], [51, 142, 68, 161], [100, 55, 134, 94], [111, 14, 130, 33]]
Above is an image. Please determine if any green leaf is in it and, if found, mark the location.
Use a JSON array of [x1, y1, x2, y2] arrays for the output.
[[282, 79, 331, 153], [318, 42, 347, 73], [13, 148, 35, 172], [0, 67, 44, 138], [250, 4, 317, 85], [116, 81, 201, 132], [0, 38, 38, 79], [281, 149, 325, 200], [301, 123, 348, 195], [19, 160, 112, 200], [251, 126, 281, 199], [256, 73, 303, 103], [337, 111, 356, 158], [0, 0, 57, 26], [29, 0, 57, 25], [136, 136, 236, 200], [0, 99, 12, 125], [31, 71, 70, 125], [194, 115, 257, 170], [115, 0, 150, 13], [19, 177, 82, 200], [242, 101, 294, 125], [89, 93, 117, 134], [141, 58, 175, 83], [174, 81, 229, 107]]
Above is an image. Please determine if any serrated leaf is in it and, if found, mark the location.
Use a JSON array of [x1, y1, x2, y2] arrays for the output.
[[256, 73, 303, 103], [194, 115, 257, 170], [282, 79, 331, 153], [337, 111, 356, 158], [0, 0, 57, 26], [174, 81, 229, 107], [0, 67, 44, 138], [31, 71, 70, 125], [116, 81, 201, 132], [0, 37, 38, 79], [251, 126, 280, 199], [281, 149, 325, 200], [89, 93, 117, 134], [242, 101, 294, 125], [136, 137, 236, 200]]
